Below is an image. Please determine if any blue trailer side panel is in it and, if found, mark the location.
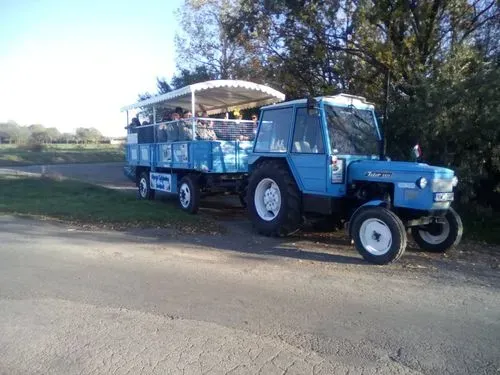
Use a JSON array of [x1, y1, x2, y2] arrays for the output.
[[127, 140, 251, 174]]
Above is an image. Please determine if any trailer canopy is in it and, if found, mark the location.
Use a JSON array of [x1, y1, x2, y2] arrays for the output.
[[120, 80, 286, 115]]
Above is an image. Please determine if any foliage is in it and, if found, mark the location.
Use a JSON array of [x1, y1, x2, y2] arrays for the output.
[[135, 0, 500, 214], [171, 65, 216, 88], [174, 0, 259, 80], [219, 0, 499, 210], [75, 127, 103, 144], [0, 122, 106, 145]]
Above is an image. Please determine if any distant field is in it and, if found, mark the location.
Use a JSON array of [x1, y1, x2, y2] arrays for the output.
[[0, 143, 125, 166]]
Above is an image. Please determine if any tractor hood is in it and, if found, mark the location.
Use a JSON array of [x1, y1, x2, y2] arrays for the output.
[[347, 160, 455, 184], [347, 159, 456, 211]]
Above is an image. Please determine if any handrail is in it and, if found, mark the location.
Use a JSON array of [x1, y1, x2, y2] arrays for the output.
[[127, 117, 259, 143]]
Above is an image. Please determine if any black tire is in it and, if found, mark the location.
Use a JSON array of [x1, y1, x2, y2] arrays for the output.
[[247, 160, 301, 236], [137, 171, 155, 200], [350, 207, 407, 264], [178, 175, 200, 214], [411, 207, 463, 252]]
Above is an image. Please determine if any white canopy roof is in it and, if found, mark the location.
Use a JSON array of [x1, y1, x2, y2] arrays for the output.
[[121, 80, 286, 115]]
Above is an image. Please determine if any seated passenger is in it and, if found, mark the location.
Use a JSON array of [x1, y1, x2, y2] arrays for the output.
[[177, 111, 194, 141], [166, 112, 180, 141], [238, 114, 258, 141], [215, 120, 238, 141], [156, 121, 168, 142], [196, 122, 217, 141]]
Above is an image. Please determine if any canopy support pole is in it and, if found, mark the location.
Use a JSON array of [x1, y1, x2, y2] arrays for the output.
[[126, 111, 129, 133], [191, 91, 196, 139], [153, 106, 157, 143]]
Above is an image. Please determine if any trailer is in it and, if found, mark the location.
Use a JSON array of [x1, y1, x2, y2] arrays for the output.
[[121, 80, 285, 213]]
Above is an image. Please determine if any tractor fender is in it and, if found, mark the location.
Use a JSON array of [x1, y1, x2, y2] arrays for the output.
[[347, 200, 386, 238]]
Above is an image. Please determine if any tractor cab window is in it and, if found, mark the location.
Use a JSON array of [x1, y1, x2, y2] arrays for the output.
[[325, 105, 378, 155], [254, 107, 293, 153], [292, 107, 324, 153]]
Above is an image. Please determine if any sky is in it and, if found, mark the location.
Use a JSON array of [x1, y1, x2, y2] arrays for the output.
[[0, 0, 184, 137]]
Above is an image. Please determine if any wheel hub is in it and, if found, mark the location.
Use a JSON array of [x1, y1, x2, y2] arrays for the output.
[[254, 178, 282, 221], [139, 178, 147, 197], [263, 187, 279, 212], [359, 218, 392, 256], [180, 183, 190, 207]]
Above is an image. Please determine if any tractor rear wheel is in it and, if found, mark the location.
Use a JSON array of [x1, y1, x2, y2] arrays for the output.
[[247, 161, 301, 236], [350, 207, 407, 264]]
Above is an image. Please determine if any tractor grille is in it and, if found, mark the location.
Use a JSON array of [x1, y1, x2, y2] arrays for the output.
[[432, 179, 453, 192]]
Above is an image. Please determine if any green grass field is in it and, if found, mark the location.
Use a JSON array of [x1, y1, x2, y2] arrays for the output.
[[0, 143, 125, 166], [0, 174, 222, 233]]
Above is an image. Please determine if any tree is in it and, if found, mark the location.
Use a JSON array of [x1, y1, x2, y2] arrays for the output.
[[0, 122, 30, 144], [76, 127, 103, 144], [30, 131, 50, 144], [45, 127, 61, 143], [60, 133, 76, 144], [171, 65, 216, 89], [225, 0, 499, 99], [174, 0, 259, 80]]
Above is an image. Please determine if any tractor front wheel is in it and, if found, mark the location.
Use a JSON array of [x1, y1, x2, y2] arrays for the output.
[[411, 207, 463, 253], [351, 207, 407, 264]]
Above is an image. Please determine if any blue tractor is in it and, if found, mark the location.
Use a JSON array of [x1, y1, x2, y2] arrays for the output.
[[245, 94, 463, 264]]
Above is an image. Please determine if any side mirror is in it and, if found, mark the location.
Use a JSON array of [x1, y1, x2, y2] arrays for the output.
[[307, 96, 318, 116]]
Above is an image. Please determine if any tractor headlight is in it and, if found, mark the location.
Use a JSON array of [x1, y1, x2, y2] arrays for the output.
[[416, 177, 428, 189], [452, 176, 458, 187]]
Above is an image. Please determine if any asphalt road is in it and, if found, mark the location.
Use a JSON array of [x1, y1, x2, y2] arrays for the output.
[[0, 163, 499, 374], [1, 214, 499, 375]]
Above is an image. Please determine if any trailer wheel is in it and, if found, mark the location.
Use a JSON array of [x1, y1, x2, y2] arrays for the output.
[[411, 207, 463, 252], [178, 175, 200, 214], [138, 171, 155, 200], [247, 161, 301, 236], [350, 207, 406, 264]]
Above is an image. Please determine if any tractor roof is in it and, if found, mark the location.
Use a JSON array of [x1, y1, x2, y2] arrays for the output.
[[261, 93, 375, 111]]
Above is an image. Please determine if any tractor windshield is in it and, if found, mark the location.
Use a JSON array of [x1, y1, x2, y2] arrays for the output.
[[324, 105, 379, 155]]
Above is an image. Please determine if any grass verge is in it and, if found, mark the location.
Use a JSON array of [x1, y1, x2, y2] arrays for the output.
[[0, 174, 223, 234], [0, 144, 125, 166]]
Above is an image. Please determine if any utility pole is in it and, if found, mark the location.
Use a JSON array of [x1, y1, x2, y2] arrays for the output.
[[381, 68, 390, 159]]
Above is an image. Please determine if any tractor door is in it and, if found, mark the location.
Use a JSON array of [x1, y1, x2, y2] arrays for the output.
[[288, 107, 328, 193], [323, 103, 350, 198]]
